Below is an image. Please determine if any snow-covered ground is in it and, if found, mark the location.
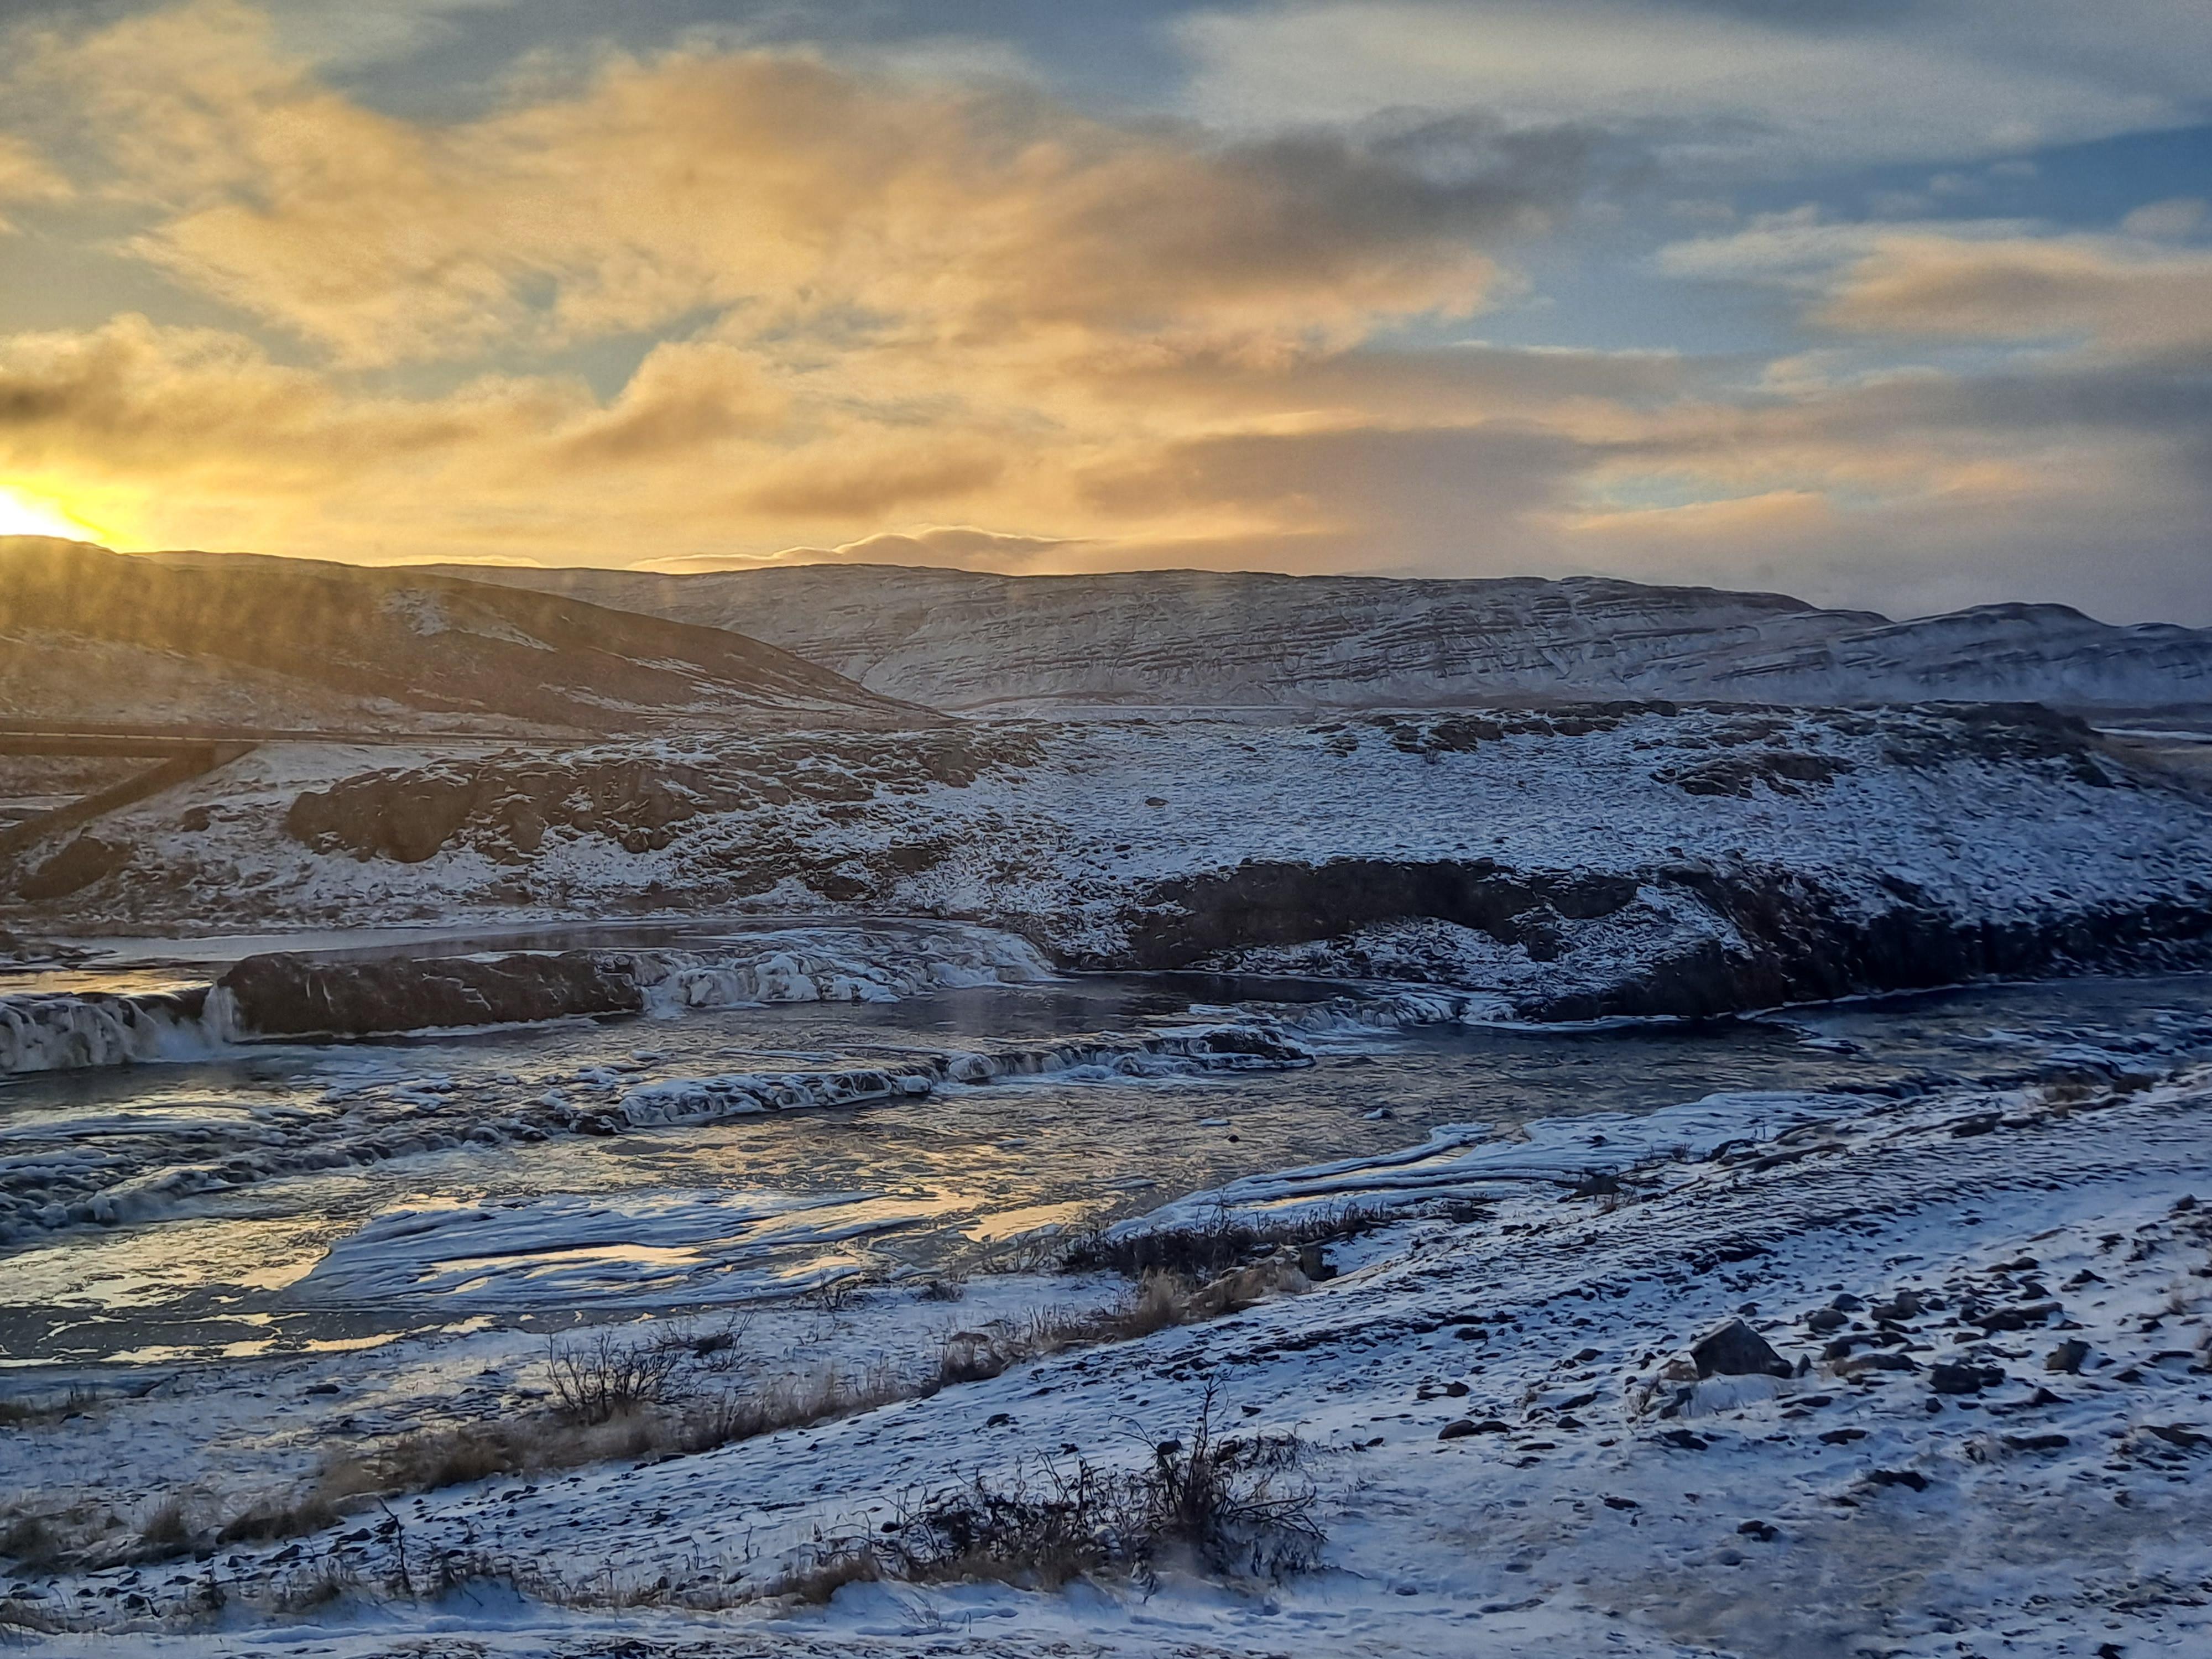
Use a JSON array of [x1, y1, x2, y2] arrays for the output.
[[9, 1029, 2209, 1657], [14, 705, 2212, 1021]]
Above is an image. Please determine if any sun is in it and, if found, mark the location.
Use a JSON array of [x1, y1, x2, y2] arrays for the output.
[[0, 484, 110, 543]]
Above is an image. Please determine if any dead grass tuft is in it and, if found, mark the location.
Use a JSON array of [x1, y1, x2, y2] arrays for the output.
[[1058, 1203, 1371, 1281], [889, 1386, 1323, 1588], [136, 1497, 193, 1561], [765, 1545, 883, 1603], [0, 1385, 96, 1430]]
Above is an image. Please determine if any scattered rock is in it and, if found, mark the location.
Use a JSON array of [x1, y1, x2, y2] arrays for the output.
[[1930, 1361, 2006, 1395], [2045, 1339, 2091, 1375], [1865, 1468, 1930, 1492]]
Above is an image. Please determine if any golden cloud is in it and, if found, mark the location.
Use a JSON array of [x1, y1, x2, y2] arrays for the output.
[[11, 0, 1511, 368], [1819, 231, 2212, 356], [0, 134, 71, 233]]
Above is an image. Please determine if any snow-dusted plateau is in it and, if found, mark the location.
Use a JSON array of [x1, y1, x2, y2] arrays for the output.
[[4, 539, 2211, 1657]]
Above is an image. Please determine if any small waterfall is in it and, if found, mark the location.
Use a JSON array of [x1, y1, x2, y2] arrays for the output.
[[0, 986, 235, 1074]]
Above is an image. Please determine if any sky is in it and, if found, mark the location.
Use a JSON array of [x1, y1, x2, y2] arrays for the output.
[[0, 0, 2207, 622]]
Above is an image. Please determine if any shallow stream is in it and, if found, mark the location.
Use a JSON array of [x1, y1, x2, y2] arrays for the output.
[[6, 931, 2211, 1374]]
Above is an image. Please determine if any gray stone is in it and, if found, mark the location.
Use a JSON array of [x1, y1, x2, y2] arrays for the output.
[[1691, 1317, 1792, 1379]]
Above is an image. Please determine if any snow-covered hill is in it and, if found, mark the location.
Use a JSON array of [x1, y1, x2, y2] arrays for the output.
[[2, 541, 919, 733], [440, 562, 2212, 714]]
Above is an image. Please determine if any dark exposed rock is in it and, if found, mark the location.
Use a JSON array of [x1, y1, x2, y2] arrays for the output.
[[16, 836, 132, 901], [1806, 1308, 1849, 1334], [2045, 1339, 2092, 1374], [220, 951, 643, 1038], [285, 731, 1038, 866], [1109, 827, 2212, 1022], [1657, 749, 1851, 799], [1691, 1317, 1793, 1379], [1930, 1361, 2007, 1395], [1865, 1468, 1930, 1491], [1120, 858, 1640, 969]]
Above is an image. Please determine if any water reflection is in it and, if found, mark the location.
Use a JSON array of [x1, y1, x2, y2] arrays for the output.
[[4, 968, 2209, 1368]]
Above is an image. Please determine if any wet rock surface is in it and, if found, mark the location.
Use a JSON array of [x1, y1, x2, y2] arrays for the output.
[[220, 950, 644, 1037]]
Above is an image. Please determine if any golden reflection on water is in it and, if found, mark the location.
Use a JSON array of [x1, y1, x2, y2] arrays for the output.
[[7, 1214, 332, 1308]]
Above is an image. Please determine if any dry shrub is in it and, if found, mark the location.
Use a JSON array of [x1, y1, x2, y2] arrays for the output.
[[0, 1386, 95, 1429], [678, 1360, 910, 1451], [889, 1387, 1322, 1588], [1128, 1390, 1321, 1580], [217, 1492, 341, 1545], [137, 1498, 193, 1561], [0, 1512, 59, 1572], [1060, 1203, 1370, 1281], [765, 1545, 883, 1603], [546, 1329, 685, 1424]]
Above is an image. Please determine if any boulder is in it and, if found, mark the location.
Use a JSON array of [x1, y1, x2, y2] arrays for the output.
[[17, 837, 131, 901], [1691, 1317, 1793, 1379]]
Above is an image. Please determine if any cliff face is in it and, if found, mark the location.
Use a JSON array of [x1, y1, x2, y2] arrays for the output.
[[436, 562, 2212, 714]]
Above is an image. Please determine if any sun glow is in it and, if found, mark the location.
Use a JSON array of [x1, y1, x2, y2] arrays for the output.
[[0, 484, 109, 544]]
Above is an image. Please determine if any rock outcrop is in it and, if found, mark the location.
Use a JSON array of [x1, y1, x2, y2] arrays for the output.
[[220, 951, 643, 1037]]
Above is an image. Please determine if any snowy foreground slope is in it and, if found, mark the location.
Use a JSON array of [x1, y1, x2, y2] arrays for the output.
[[14, 703, 2212, 1020], [440, 562, 2212, 715], [14, 1035, 2212, 1655]]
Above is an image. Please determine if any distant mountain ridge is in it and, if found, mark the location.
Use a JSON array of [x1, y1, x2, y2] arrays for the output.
[[429, 562, 2212, 716], [2, 541, 921, 732]]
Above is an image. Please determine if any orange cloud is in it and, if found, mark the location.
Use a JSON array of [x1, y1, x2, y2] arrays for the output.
[[13, 1, 1511, 368], [1819, 231, 2212, 356]]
